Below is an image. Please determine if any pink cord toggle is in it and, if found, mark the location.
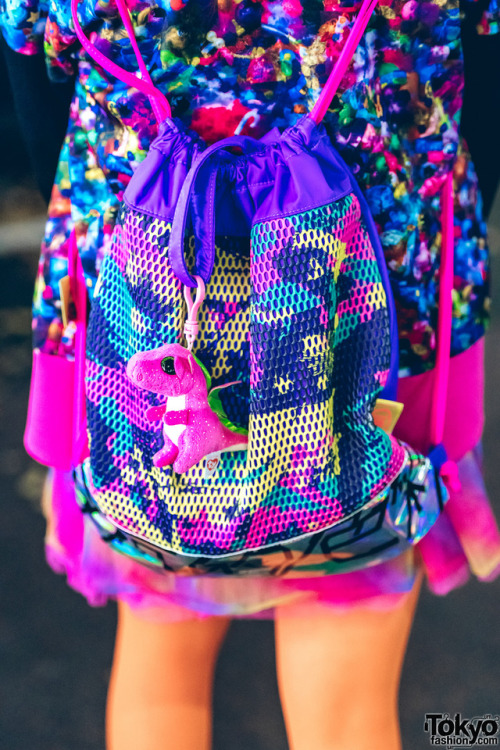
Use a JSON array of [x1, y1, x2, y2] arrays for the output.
[[183, 276, 206, 350], [440, 460, 462, 494]]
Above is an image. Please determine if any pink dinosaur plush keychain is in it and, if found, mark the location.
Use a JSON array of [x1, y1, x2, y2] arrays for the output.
[[126, 278, 248, 474]]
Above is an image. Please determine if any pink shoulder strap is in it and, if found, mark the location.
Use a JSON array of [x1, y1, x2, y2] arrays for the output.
[[70, 0, 171, 124], [431, 171, 455, 449], [310, 0, 379, 123]]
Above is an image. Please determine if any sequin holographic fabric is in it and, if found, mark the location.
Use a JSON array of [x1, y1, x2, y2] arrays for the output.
[[85, 191, 407, 561]]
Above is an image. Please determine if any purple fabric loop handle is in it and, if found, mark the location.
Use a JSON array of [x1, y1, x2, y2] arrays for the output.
[[169, 136, 268, 287], [70, 0, 171, 124]]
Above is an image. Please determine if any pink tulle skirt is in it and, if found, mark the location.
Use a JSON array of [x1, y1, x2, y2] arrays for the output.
[[44, 340, 500, 621]]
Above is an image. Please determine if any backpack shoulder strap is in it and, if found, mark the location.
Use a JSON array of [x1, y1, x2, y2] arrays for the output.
[[309, 0, 379, 124], [70, 0, 171, 124], [431, 172, 455, 450]]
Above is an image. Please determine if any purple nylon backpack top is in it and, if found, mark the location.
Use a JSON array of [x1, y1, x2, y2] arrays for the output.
[[59, 0, 449, 576]]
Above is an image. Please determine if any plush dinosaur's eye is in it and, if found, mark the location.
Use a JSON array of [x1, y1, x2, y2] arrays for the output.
[[161, 356, 176, 375]]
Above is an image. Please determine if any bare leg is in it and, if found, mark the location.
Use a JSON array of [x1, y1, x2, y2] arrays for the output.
[[106, 600, 230, 750], [275, 570, 422, 750]]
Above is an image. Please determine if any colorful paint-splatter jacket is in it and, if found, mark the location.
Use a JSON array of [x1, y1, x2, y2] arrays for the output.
[[0, 0, 495, 374]]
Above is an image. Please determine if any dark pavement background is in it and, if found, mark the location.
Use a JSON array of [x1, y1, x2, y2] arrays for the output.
[[1, 50, 499, 750]]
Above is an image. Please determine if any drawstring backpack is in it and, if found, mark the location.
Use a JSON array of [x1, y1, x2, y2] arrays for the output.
[[25, 0, 455, 577]]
